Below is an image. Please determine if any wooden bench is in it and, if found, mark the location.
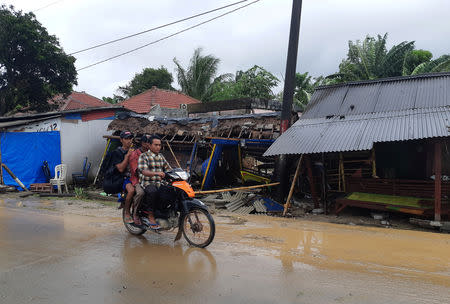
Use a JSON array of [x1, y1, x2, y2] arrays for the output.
[[335, 178, 450, 217]]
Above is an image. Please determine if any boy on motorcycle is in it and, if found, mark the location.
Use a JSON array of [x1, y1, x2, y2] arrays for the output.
[[128, 134, 152, 225], [138, 135, 171, 229]]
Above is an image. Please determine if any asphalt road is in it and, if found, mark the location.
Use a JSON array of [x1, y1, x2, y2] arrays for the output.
[[1, 202, 449, 304]]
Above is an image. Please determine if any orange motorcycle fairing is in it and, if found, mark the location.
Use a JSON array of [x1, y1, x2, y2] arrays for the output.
[[172, 181, 195, 198]]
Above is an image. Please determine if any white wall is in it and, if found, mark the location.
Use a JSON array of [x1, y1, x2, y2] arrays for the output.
[[7, 118, 61, 132], [60, 118, 112, 183]]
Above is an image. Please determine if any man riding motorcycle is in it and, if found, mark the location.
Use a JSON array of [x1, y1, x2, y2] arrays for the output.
[[137, 135, 171, 230]]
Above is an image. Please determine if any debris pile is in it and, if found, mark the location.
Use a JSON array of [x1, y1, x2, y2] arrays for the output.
[[200, 191, 283, 215]]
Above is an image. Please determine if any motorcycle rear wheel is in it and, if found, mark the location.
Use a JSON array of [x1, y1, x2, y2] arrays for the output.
[[123, 208, 146, 235], [182, 208, 215, 248]]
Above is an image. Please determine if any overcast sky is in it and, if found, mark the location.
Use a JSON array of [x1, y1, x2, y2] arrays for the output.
[[6, 0, 450, 99]]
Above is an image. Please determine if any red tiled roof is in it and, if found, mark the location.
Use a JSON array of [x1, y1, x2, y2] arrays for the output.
[[120, 87, 201, 114], [50, 91, 110, 110]]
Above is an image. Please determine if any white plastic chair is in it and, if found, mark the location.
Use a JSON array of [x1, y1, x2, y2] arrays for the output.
[[49, 164, 68, 194]]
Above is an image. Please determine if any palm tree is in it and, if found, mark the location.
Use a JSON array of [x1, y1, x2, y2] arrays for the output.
[[328, 33, 415, 82], [173, 48, 229, 102], [327, 33, 450, 83]]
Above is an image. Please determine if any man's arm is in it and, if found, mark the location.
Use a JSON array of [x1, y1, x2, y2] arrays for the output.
[[116, 149, 131, 173], [139, 154, 165, 178]]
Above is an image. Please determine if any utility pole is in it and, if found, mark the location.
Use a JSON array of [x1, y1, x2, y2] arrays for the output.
[[275, 0, 303, 201]]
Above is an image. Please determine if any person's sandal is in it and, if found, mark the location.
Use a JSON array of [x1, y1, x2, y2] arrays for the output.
[[133, 214, 142, 226], [149, 222, 161, 230]]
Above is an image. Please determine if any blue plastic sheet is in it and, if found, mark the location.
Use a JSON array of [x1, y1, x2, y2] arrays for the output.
[[0, 131, 61, 189]]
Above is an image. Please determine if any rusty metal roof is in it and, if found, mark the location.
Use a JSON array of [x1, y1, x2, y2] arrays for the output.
[[264, 73, 450, 156]]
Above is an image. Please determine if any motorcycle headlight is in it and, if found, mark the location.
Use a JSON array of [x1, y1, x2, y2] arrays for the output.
[[177, 171, 189, 181]]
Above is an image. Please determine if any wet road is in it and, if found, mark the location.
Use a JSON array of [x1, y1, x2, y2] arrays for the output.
[[1, 205, 449, 304]]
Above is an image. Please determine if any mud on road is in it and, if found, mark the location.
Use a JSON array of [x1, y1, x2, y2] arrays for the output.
[[1, 193, 449, 304]]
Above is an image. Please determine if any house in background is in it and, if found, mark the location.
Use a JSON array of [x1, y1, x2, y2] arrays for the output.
[[0, 92, 131, 189], [120, 86, 201, 117], [50, 91, 112, 111]]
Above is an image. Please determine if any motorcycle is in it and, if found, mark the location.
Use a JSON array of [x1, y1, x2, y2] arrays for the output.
[[122, 168, 215, 248]]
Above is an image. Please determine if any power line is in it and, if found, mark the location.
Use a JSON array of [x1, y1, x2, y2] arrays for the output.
[[33, 0, 65, 12], [69, 0, 249, 55], [77, 0, 260, 71]]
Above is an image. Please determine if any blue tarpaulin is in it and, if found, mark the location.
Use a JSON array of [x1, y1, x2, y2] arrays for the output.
[[0, 131, 61, 189], [201, 138, 275, 190]]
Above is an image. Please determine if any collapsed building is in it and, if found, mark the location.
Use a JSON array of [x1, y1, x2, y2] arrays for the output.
[[104, 98, 299, 191]]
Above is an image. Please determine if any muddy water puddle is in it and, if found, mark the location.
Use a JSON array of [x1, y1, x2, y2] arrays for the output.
[[219, 214, 450, 286], [1, 206, 449, 303]]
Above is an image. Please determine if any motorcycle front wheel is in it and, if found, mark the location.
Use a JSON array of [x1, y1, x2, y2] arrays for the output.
[[182, 208, 215, 248]]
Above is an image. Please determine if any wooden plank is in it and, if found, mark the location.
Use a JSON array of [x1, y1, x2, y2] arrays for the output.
[[195, 182, 280, 195], [283, 155, 303, 216], [434, 141, 442, 221]]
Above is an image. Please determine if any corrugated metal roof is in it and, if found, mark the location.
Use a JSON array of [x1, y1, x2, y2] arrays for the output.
[[264, 73, 450, 156], [301, 72, 450, 119], [264, 107, 450, 156]]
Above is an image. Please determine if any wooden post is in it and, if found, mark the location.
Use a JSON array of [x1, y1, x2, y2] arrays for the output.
[[305, 155, 319, 208], [339, 153, 346, 192], [1, 164, 29, 191], [166, 141, 181, 168], [283, 155, 303, 216], [371, 148, 377, 178], [434, 141, 442, 222], [201, 144, 216, 190], [93, 138, 111, 185]]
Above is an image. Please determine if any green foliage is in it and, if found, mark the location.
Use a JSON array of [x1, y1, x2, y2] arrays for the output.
[[174, 48, 230, 102], [234, 65, 279, 100], [118, 66, 173, 98], [327, 33, 450, 83], [102, 95, 124, 104], [209, 65, 279, 101], [0, 5, 77, 115], [327, 33, 415, 82], [74, 187, 88, 199], [276, 72, 325, 111], [402, 49, 432, 75], [411, 54, 450, 75]]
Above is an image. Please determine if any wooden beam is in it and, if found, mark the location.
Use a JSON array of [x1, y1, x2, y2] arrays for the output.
[[93, 138, 111, 185], [434, 141, 442, 221], [195, 182, 280, 195], [283, 155, 303, 216], [1, 163, 29, 192], [166, 141, 181, 168]]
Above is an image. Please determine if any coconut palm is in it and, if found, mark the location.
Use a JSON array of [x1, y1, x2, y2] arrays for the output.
[[173, 48, 230, 102], [327, 33, 450, 83], [328, 33, 415, 82]]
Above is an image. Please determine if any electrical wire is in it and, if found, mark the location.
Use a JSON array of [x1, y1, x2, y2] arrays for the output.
[[69, 0, 249, 55], [33, 0, 65, 12], [77, 0, 260, 71]]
